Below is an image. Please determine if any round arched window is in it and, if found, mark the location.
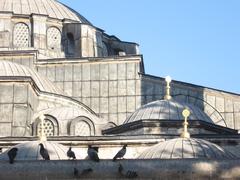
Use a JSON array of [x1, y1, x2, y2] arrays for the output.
[[13, 23, 30, 48], [37, 119, 54, 137], [47, 27, 61, 50]]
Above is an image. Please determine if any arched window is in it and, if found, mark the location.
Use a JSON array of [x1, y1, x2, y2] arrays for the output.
[[66, 33, 75, 56], [47, 27, 61, 50], [13, 23, 30, 48], [69, 117, 95, 136], [34, 115, 59, 137], [37, 119, 54, 137]]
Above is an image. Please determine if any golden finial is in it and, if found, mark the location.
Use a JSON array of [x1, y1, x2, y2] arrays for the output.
[[39, 114, 47, 142], [164, 76, 172, 100], [180, 109, 191, 138]]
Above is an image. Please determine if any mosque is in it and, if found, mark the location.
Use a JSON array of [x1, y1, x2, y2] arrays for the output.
[[0, 0, 240, 179]]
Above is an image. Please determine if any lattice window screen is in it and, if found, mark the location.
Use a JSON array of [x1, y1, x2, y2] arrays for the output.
[[74, 121, 91, 136], [47, 27, 61, 50], [37, 119, 54, 137], [13, 23, 30, 47]]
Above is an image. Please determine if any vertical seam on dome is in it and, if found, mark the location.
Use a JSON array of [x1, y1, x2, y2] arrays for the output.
[[189, 138, 196, 158], [48, 0, 63, 20], [32, 0, 40, 14], [57, 0, 78, 21], [170, 138, 179, 159]]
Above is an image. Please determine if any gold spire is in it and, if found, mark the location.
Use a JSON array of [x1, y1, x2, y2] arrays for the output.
[[39, 114, 47, 142], [164, 76, 172, 100], [180, 109, 191, 138]]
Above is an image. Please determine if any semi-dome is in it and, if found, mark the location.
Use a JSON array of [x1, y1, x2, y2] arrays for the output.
[[124, 99, 215, 125], [0, 61, 63, 94], [138, 138, 236, 159], [0, 141, 71, 161], [0, 0, 91, 24]]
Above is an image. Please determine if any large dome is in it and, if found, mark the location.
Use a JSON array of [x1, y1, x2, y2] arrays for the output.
[[0, 0, 91, 24], [0, 141, 72, 161], [124, 99, 217, 125], [138, 138, 236, 159]]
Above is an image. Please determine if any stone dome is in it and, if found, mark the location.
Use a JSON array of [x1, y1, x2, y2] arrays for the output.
[[0, 61, 63, 94], [138, 138, 236, 159], [124, 99, 215, 125], [0, 141, 72, 161], [0, 0, 91, 24]]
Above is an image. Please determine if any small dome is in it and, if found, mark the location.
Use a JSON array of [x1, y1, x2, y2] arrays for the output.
[[124, 99, 216, 125], [0, 61, 63, 94], [0, 0, 91, 24], [138, 138, 236, 159], [0, 141, 69, 161]]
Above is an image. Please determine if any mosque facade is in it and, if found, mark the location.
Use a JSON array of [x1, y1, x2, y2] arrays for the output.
[[0, 0, 240, 179]]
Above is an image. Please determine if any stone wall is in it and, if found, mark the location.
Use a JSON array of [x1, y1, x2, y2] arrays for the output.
[[141, 74, 240, 131], [0, 82, 38, 137], [36, 56, 143, 125]]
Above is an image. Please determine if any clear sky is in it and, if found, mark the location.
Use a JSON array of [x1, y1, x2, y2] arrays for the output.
[[60, 0, 240, 94]]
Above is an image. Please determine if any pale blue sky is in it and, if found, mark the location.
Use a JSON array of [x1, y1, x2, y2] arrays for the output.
[[60, 0, 240, 94]]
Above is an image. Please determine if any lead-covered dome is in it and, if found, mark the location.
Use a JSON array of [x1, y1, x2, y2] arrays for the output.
[[124, 99, 214, 125], [0, 141, 72, 161], [138, 138, 236, 159], [0, 0, 91, 24]]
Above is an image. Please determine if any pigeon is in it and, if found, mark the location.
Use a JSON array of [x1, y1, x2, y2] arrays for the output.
[[67, 147, 76, 160], [39, 143, 50, 160], [7, 148, 18, 164], [87, 145, 99, 162], [113, 145, 127, 161]]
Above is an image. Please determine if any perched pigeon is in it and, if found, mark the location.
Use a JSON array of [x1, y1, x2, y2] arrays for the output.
[[113, 145, 127, 161], [39, 143, 50, 160], [67, 147, 76, 160], [87, 145, 99, 162], [7, 148, 18, 164]]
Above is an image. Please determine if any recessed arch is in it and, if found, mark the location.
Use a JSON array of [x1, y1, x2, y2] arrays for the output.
[[47, 26, 62, 50], [13, 22, 30, 48], [69, 116, 95, 136]]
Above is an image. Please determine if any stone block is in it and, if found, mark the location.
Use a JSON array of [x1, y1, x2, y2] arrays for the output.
[[0, 84, 13, 103], [64, 65, 73, 81], [100, 64, 108, 80], [55, 66, 64, 81], [127, 80, 135, 96], [127, 96, 136, 113], [234, 113, 240, 130], [73, 82, 81, 97], [90, 64, 100, 80], [225, 99, 233, 112], [0, 123, 11, 136], [206, 94, 216, 107], [136, 80, 141, 95], [118, 63, 126, 80], [100, 98, 108, 114], [12, 104, 28, 127], [0, 104, 13, 122], [91, 81, 100, 97], [64, 82, 73, 96], [81, 81, 90, 97], [109, 97, 117, 113], [127, 62, 136, 80], [118, 97, 126, 113], [91, 98, 99, 113], [14, 84, 28, 103], [82, 64, 90, 80], [12, 127, 25, 136], [82, 98, 90, 107], [109, 81, 117, 96], [216, 97, 224, 112], [109, 113, 118, 124], [100, 81, 108, 97], [234, 102, 240, 112], [109, 63, 117, 80], [55, 82, 64, 92], [46, 66, 55, 82], [118, 80, 126, 96], [73, 65, 82, 81]]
